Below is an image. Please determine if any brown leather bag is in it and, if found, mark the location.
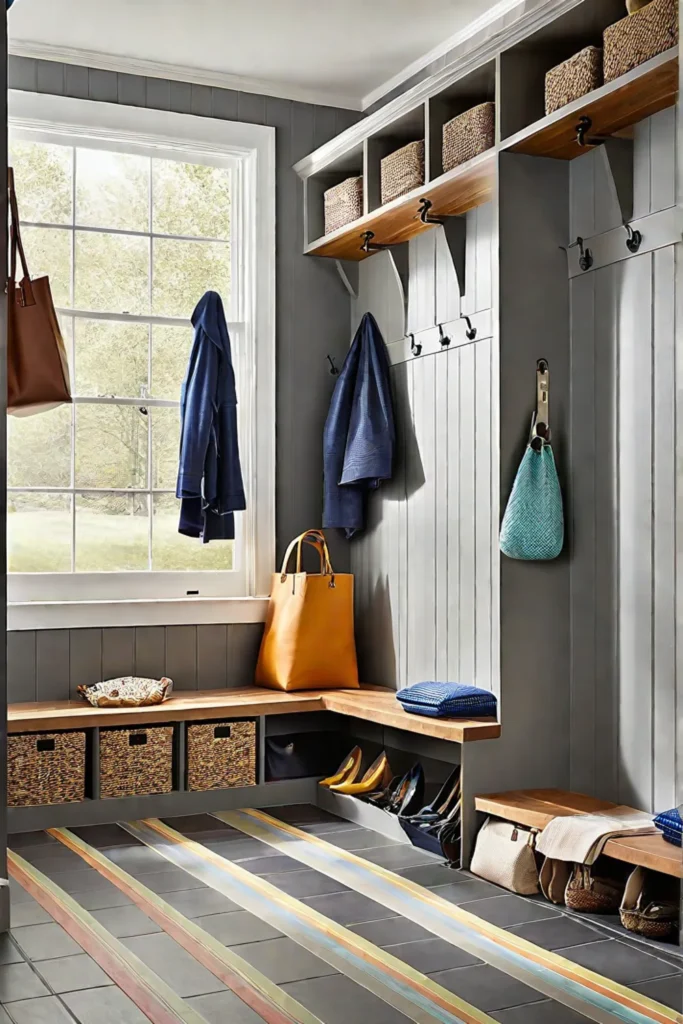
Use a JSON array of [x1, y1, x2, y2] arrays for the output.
[[7, 167, 72, 416]]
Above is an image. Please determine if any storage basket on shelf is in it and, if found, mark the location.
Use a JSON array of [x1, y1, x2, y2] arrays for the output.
[[187, 719, 257, 792], [100, 725, 173, 799], [603, 0, 677, 82], [324, 176, 363, 234], [545, 47, 603, 114], [380, 140, 425, 204], [8, 731, 86, 806], [442, 102, 495, 172]]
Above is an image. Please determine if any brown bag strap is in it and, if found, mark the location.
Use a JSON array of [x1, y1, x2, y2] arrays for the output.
[[280, 530, 333, 580], [8, 167, 35, 307]]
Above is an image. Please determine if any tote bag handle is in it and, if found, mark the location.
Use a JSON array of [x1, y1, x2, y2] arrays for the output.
[[8, 168, 35, 307], [280, 530, 333, 581]]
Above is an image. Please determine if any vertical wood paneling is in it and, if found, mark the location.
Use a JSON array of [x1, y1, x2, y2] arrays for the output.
[[7, 632, 36, 704], [68, 629, 103, 699], [648, 106, 676, 213], [134, 627, 166, 679], [474, 202, 493, 313], [462, 208, 478, 316], [633, 118, 652, 219], [569, 150, 594, 240], [446, 348, 461, 682], [101, 627, 135, 680], [459, 344, 476, 684], [36, 630, 70, 702], [435, 227, 460, 325], [165, 626, 197, 690], [434, 353, 449, 681], [593, 149, 622, 236], [652, 245, 676, 811], [227, 623, 263, 686], [394, 362, 410, 689], [407, 233, 436, 334], [474, 338, 493, 690], [354, 250, 404, 345], [617, 252, 653, 810], [196, 625, 228, 690]]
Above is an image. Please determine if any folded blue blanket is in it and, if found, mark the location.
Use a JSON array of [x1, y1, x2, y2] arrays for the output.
[[654, 807, 682, 847], [396, 682, 497, 719]]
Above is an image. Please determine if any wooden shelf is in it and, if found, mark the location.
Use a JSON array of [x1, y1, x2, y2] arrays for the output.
[[304, 149, 496, 260], [502, 47, 678, 160], [8, 684, 500, 744], [475, 789, 682, 878]]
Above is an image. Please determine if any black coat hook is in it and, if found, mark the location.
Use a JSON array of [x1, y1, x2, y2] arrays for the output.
[[327, 355, 340, 376], [565, 236, 593, 271], [418, 198, 445, 225], [462, 315, 476, 341], [360, 230, 388, 253], [409, 332, 422, 357], [575, 115, 610, 148], [438, 324, 451, 347], [624, 223, 642, 253]]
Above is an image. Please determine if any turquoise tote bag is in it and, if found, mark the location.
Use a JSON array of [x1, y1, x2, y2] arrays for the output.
[[500, 440, 564, 560]]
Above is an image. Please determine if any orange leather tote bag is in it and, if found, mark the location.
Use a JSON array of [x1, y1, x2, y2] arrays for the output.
[[255, 530, 359, 692], [7, 167, 72, 416]]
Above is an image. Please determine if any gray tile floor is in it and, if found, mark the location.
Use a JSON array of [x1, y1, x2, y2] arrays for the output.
[[2, 804, 681, 1023]]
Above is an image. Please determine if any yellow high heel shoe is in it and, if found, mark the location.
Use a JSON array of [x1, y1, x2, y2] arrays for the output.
[[330, 752, 391, 796], [319, 746, 362, 788]]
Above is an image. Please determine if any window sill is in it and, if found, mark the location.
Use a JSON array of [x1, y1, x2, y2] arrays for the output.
[[8, 596, 270, 632]]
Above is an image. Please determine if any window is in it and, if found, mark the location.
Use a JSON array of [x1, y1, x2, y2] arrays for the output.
[[8, 92, 275, 627]]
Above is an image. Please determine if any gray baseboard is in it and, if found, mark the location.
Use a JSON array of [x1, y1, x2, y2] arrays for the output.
[[8, 778, 318, 833], [317, 786, 410, 843]]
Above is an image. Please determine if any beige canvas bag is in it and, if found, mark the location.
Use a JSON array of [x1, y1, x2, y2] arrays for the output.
[[470, 817, 540, 895]]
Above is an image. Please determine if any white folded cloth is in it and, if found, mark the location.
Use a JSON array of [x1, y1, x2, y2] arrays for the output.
[[536, 808, 658, 865]]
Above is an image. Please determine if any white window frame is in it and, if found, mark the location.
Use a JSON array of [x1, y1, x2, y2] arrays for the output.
[[7, 90, 275, 630]]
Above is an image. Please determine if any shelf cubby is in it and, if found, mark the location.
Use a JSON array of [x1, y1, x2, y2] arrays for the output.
[[428, 60, 496, 179], [365, 104, 426, 212], [304, 143, 364, 246]]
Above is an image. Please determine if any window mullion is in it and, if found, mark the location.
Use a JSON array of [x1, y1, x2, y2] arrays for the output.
[[71, 144, 77, 573]]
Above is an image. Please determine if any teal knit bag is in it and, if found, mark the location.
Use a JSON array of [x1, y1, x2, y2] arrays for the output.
[[500, 442, 564, 560]]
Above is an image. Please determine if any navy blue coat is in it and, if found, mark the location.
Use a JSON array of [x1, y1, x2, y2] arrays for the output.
[[176, 291, 246, 542], [323, 313, 395, 537]]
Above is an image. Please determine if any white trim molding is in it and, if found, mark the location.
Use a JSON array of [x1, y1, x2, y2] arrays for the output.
[[8, 39, 362, 111], [8, 91, 276, 626]]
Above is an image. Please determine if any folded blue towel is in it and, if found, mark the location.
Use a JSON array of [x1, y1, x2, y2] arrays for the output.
[[396, 682, 497, 719], [654, 808, 682, 847]]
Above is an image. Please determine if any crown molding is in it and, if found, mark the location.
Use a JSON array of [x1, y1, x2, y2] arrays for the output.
[[8, 39, 363, 111], [361, 0, 527, 110]]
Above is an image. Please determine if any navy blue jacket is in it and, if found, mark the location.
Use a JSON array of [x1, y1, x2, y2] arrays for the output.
[[323, 313, 394, 537], [176, 291, 246, 542]]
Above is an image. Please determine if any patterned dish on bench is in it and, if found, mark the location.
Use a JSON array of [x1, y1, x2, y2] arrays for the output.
[[78, 676, 173, 708]]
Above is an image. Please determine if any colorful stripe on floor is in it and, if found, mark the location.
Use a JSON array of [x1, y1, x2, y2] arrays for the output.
[[47, 826, 322, 1024], [123, 817, 498, 1024], [8, 849, 206, 1024], [218, 809, 679, 1024]]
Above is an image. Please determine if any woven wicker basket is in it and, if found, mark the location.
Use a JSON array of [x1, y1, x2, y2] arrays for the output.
[[380, 140, 425, 205], [100, 725, 173, 799], [8, 731, 86, 807], [545, 47, 603, 114], [187, 719, 256, 792], [324, 176, 363, 234], [442, 103, 495, 173], [604, 0, 678, 82]]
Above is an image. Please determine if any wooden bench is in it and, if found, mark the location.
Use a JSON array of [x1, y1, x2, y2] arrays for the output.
[[9, 684, 501, 744], [474, 789, 681, 878]]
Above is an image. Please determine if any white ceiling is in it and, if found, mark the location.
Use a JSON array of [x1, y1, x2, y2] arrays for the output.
[[8, 0, 509, 109]]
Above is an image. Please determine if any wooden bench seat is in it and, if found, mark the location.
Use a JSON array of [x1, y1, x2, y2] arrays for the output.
[[475, 789, 681, 878], [8, 684, 501, 744]]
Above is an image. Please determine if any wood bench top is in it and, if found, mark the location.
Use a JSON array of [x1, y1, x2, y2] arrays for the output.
[[475, 788, 681, 878], [8, 685, 501, 744]]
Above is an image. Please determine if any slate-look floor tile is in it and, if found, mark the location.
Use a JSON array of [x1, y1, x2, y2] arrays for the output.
[[10, 923, 81, 962], [123, 932, 226, 997], [396, 863, 467, 886], [188, 989, 264, 1023], [200, 910, 282, 945], [283, 973, 413, 1024], [3, 995, 74, 1023], [161, 887, 240, 918], [231, 937, 337, 984], [430, 879, 504, 904], [301, 890, 395, 925], [71, 824, 139, 849], [9, 903, 52, 930], [270, 805, 346, 827], [0, 963, 49, 1002], [324, 829, 400, 851], [235, 854, 306, 875], [491, 1000, 592, 1022], [132, 868, 205, 894], [631, 975, 683, 1012], [557, 939, 681, 985], [351, 916, 434, 945], [68, 886, 133, 911], [104, 845, 170, 874], [459, 894, 561, 927], [63, 985, 151, 1023], [33, 952, 114, 993], [359, 844, 442, 870], [0, 1006, 10, 1024], [384, 937, 481, 972], [260, 869, 349, 898], [430, 963, 545, 1012], [91, 905, 161, 938], [0, 938, 22, 967], [507, 915, 605, 951]]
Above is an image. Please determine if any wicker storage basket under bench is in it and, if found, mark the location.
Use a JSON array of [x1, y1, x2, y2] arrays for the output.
[[8, 731, 86, 806], [100, 725, 173, 799], [603, 0, 677, 82], [187, 719, 257, 792]]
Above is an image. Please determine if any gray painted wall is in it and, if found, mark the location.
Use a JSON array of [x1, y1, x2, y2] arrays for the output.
[[6, 56, 361, 702]]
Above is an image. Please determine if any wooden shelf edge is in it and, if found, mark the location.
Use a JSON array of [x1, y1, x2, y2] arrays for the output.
[[501, 47, 678, 160], [304, 149, 496, 260]]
